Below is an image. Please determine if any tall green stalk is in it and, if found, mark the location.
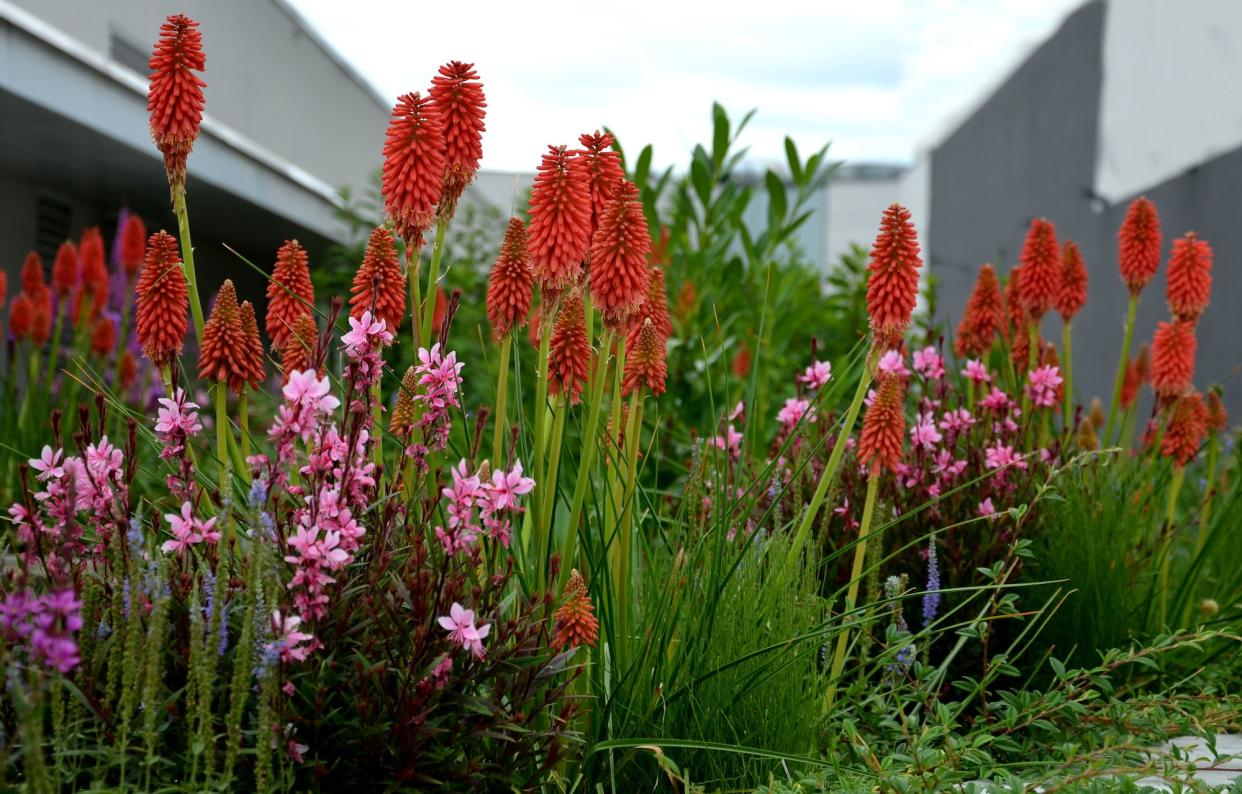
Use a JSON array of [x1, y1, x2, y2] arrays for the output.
[[216, 382, 232, 501], [1105, 295, 1139, 446], [492, 334, 513, 465], [172, 186, 206, 342], [536, 398, 567, 586], [1062, 320, 1074, 426], [563, 331, 615, 587], [419, 217, 449, 349], [1156, 465, 1186, 629], [615, 393, 644, 669], [783, 344, 876, 575], [823, 465, 880, 714]]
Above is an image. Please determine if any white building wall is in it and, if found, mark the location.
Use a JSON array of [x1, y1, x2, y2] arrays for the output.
[[824, 177, 902, 265], [1095, 0, 1242, 201]]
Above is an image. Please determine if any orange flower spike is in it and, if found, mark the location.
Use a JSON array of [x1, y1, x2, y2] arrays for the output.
[[486, 218, 534, 340], [30, 303, 51, 347], [1119, 355, 1143, 409], [552, 569, 600, 650], [954, 263, 1005, 358], [381, 92, 446, 242], [1165, 232, 1212, 323], [589, 180, 651, 330], [118, 213, 148, 278], [265, 239, 315, 349], [51, 242, 77, 299], [239, 300, 266, 388], [642, 264, 672, 340], [0, 271, 5, 307], [1056, 240, 1087, 323], [1149, 319, 1196, 398], [198, 280, 251, 393], [429, 61, 486, 217], [278, 312, 319, 384], [8, 294, 33, 342], [858, 371, 907, 473], [78, 227, 110, 303], [135, 231, 189, 368], [866, 204, 923, 348], [527, 145, 592, 291], [1161, 391, 1207, 467], [147, 14, 206, 189], [389, 366, 420, 435], [21, 251, 47, 301], [547, 288, 590, 405], [349, 226, 406, 332], [118, 350, 139, 392], [1004, 265, 1026, 337], [577, 131, 626, 232], [1118, 196, 1162, 296], [1017, 218, 1060, 319], [622, 318, 667, 398], [90, 316, 116, 357]]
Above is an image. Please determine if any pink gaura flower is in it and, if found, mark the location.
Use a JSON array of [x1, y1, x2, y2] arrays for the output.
[[1025, 364, 1063, 408], [938, 408, 975, 434], [712, 424, 743, 460], [979, 387, 1014, 412], [269, 610, 314, 663], [728, 400, 745, 421], [876, 350, 909, 377], [488, 460, 535, 512], [777, 397, 815, 429], [979, 498, 998, 518], [798, 359, 833, 389], [341, 310, 393, 353], [29, 446, 64, 482], [985, 443, 1027, 471], [283, 369, 340, 415], [913, 346, 945, 379], [962, 359, 992, 384], [161, 501, 214, 555], [438, 602, 490, 659], [910, 414, 942, 450]]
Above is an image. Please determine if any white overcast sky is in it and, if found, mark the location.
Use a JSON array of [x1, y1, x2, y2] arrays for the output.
[[289, 0, 1083, 174]]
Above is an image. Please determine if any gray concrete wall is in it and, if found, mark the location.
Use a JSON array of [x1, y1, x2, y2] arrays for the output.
[[927, 0, 1242, 418], [6, 0, 389, 197]]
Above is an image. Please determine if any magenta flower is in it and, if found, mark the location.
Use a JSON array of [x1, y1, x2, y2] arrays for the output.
[[979, 498, 998, 518], [938, 408, 975, 434], [712, 424, 743, 460], [488, 461, 535, 512], [438, 602, 490, 659], [777, 397, 815, 429], [798, 359, 833, 390], [269, 610, 315, 663], [29, 446, 65, 482], [341, 310, 394, 354], [876, 350, 909, 378], [962, 359, 992, 384], [910, 414, 942, 450], [913, 346, 945, 379], [984, 443, 1027, 471], [979, 387, 1013, 412], [161, 501, 208, 555], [283, 370, 341, 415], [1025, 365, 1063, 408]]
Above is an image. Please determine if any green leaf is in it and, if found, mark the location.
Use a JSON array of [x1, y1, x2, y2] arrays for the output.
[[712, 102, 730, 174], [765, 171, 788, 232], [784, 137, 803, 184]]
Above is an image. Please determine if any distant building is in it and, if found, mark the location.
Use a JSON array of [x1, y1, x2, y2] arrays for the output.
[[0, 0, 389, 299], [917, 0, 1242, 416]]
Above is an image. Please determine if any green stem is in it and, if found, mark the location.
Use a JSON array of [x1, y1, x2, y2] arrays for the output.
[[1157, 465, 1186, 629], [1105, 295, 1139, 447], [783, 344, 876, 575], [17, 341, 38, 428], [371, 380, 383, 467], [216, 383, 232, 502], [824, 465, 880, 714], [493, 334, 512, 466], [1195, 436, 1221, 555], [419, 217, 449, 349], [537, 398, 567, 585], [173, 186, 206, 343], [529, 299, 557, 540], [563, 330, 615, 586], [617, 394, 643, 666], [238, 389, 251, 462], [407, 242, 423, 352], [1062, 320, 1073, 429]]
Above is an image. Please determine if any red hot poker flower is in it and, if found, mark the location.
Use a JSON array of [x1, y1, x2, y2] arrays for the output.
[[954, 263, 1005, 358], [527, 145, 592, 291], [1056, 240, 1088, 323], [486, 218, 534, 340], [91, 316, 116, 357], [239, 300, 267, 388], [1150, 319, 1196, 398], [589, 180, 651, 330], [118, 213, 148, 277], [1118, 196, 1162, 296], [279, 312, 320, 384], [429, 61, 486, 217], [1017, 218, 1060, 319], [265, 240, 315, 349], [73, 227, 110, 326], [548, 288, 591, 405], [1161, 390, 1207, 468], [119, 350, 138, 392], [147, 14, 206, 189], [381, 92, 446, 242], [135, 231, 189, 368], [866, 204, 923, 348], [31, 303, 51, 347], [21, 251, 47, 299], [198, 280, 253, 393], [51, 241, 78, 298], [1004, 265, 1026, 336], [859, 371, 907, 474], [8, 293, 33, 342], [577, 131, 626, 232], [639, 264, 672, 340], [350, 226, 406, 333], [1206, 389, 1228, 434], [622, 318, 667, 398], [0, 271, 5, 307], [1119, 345, 1149, 409], [1165, 232, 1212, 323], [553, 569, 600, 650]]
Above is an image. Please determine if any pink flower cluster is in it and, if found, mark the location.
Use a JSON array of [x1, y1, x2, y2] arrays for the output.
[[1025, 365, 1063, 409], [798, 359, 833, 390], [435, 459, 535, 554], [0, 588, 83, 672], [341, 310, 394, 389], [161, 500, 220, 555], [438, 602, 491, 659], [407, 344, 465, 463]]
